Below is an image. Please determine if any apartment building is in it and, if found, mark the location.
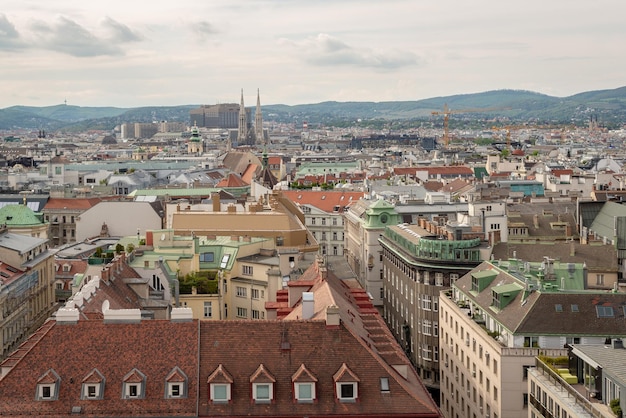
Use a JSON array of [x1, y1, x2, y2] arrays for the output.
[[281, 189, 365, 257], [0, 228, 55, 359], [344, 198, 401, 306], [380, 220, 491, 394], [439, 259, 626, 418]]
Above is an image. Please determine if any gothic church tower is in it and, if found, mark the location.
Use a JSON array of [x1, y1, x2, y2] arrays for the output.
[[255, 89, 264, 146], [237, 89, 248, 145]]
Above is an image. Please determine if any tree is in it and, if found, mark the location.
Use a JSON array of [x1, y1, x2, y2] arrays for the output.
[[126, 243, 135, 253], [115, 243, 124, 254]]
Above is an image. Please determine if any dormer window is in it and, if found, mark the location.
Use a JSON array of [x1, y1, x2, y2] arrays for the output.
[[292, 364, 317, 403], [165, 367, 188, 399], [250, 364, 276, 404], [36, 369, 60, 401], [207, 364, 233, 404], [81, 369, 105, 400], [333, 363, 359, 403], [122, 369, 146, 399]]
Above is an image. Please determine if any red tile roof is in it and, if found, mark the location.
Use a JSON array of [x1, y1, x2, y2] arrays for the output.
[[281, 190, 365, 213], [44, 198, 102, 210], [0, 320, 199, 417]]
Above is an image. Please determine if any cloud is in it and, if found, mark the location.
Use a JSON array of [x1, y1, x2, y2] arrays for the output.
[[31, 16, 123, 57], [280, 33, 419, 69], [0, 14, 24, 50], [102, 16, 142, 43], [191, 21, 219, 41]]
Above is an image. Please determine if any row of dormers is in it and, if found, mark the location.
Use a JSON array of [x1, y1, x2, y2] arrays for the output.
[[35, 363, 369, 404]]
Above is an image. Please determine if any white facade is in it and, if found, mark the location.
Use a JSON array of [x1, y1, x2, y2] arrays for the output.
[[75, 201, 162, 241]]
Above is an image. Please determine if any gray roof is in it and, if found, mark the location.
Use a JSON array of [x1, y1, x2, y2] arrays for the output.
[[456, 262, 626, 337], [571, 344, 626, 384], [0, 232, 46, 253], [590, 201, 626, 239]]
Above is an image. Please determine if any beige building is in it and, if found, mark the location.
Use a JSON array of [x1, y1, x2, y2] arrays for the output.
[[170, 192, 317, 253], [439, 260, 626, 418], [344, 198, 401, 306], [0, 229, 55, 359], [131, 229, 303, 322], [75, 201, 163, 241]]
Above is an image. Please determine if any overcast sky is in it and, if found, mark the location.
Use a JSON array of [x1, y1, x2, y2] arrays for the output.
[[1, 0, 624, 108]]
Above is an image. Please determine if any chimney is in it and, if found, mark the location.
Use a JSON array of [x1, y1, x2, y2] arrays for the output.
[[212, 193, 221, 212], [326, 305, 340, 327], [146, 230, 153, 246], [227, 204, 236, 213], [570, 242, 575, 257], [101, 267, 110, 282], [302, 292, 314, 319], [533, 214, 539, 229]]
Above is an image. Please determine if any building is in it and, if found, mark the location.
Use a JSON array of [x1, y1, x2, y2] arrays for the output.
[[281, 190, 365, 257], [75, 201, 163, 242], [42, 197, 101, 247], [0, 266, 442, 417], [0, 228, 55, 359], [170, 192, 317, 253], [527, 344, 622, 418], [189, 103, 240, 129], [380, 220, 491, 394], [439, 259, 626, 418], [0, 199, 48, 239], [344, 198, 401, 306]]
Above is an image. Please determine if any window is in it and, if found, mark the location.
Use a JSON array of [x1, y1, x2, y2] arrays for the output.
[[311, 217, 316, 225], [236, 286, 247, 298], [555, 304, 563, 312], [380, 377, 390, 392], [252, 309, 260, 319], [81, 369, 105, 400], [164, 367, 188, 399], [596, 274, 604, 285], [251, 288, 260, 299], [236, 307, 247, 318], [122, 369, 146, 399], [571, 304, 579, 312], [210, 384, 231, 403], [242, 265, 253, 276], [204, 302, 212, 318], [220, 254, 230, 269], [36, 369, 60, 401], [199, 252, 215, 262], [170, 384, 181, 397], [322, 217, 326, 225], [253, 383, 273, 403], [337, 382, 357, 402], [295, 382, 315, 402], [597, 305, 614, 318]]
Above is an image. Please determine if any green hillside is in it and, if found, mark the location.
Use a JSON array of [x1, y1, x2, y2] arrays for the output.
[[1, 87, 625, 130]]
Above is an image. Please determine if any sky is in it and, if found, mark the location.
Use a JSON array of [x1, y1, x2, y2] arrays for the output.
[[1, 0, 625, 109]]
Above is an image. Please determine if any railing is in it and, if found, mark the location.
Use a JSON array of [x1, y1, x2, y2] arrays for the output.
[[534, 358, 608, 418]]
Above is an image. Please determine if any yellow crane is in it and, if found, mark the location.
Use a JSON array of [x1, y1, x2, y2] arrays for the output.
[[431, 104, 509, 148]]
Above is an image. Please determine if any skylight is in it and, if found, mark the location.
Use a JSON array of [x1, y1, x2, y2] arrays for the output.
[[596, 306, 614, 318]]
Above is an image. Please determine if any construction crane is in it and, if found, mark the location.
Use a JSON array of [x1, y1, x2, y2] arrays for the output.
[[431, 104, 509, 148]]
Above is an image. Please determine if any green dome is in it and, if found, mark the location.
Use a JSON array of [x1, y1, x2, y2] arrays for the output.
[[0, 204, 45, 226]]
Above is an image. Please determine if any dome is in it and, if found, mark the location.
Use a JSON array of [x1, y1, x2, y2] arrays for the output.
[[0, 203, 44, 226]]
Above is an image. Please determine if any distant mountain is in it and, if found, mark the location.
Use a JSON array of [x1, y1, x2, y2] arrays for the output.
[[1, 87, 625, 131]]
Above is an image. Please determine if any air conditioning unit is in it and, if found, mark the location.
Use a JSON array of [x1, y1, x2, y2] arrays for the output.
[[472, 371, 476, 377], [466, 339, 470, 346]]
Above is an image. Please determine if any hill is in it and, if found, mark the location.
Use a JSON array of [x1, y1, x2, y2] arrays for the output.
[[1, 87, 625, 130]]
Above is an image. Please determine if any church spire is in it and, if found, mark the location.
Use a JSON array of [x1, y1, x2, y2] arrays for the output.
[[255, 88, 264, 146], [237, 88, 247, 145]]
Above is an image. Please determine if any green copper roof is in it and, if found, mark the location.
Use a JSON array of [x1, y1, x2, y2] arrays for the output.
[[0, 204, 44, 226]]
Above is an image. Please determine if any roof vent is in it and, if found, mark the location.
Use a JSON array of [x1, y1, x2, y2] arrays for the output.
[[171, 307, 193, 322], [302, 292, 314, 319], [103, 308, 141, 323], [56, 307, 80, 324]]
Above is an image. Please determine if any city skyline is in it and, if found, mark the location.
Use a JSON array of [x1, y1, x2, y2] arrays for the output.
[[1, 0, 625, 109]]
